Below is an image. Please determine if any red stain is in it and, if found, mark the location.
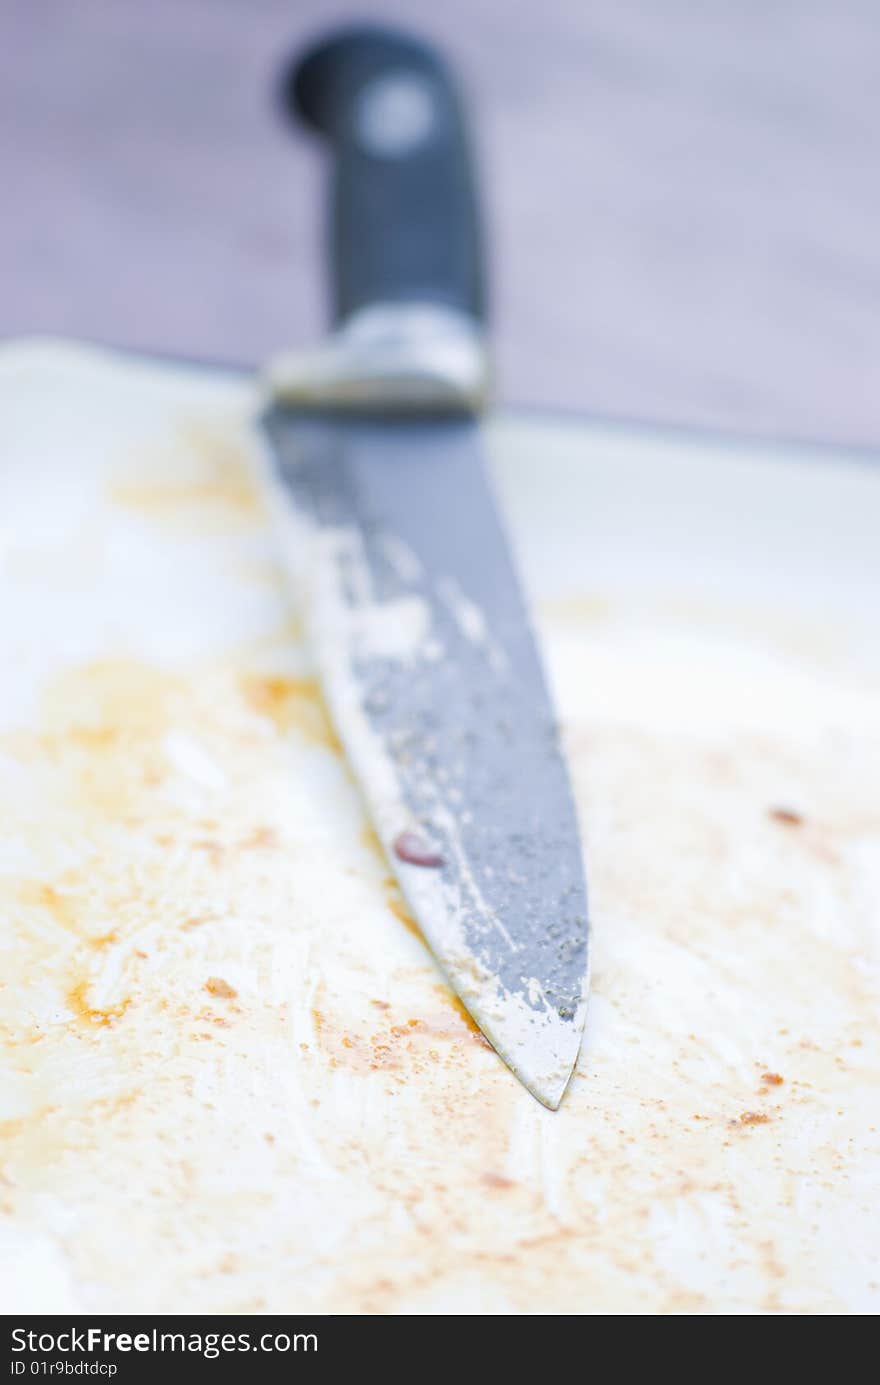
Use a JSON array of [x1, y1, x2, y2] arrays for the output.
[[393, 830, 444, 868]]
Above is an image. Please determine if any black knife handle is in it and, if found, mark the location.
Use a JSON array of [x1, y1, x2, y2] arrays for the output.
[[286, 25, 485, 326]]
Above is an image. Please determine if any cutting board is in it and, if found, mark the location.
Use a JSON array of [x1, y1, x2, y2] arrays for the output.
[[1, 340, 878, 1314]]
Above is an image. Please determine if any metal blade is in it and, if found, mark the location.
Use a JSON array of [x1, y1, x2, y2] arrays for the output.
[[261, 408, 589, 1107]]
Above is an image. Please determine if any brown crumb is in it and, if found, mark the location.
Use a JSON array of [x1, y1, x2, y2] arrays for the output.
[[205, 976, 237, 1000], [482, 1172, 516, 1189], [769, 806, 803, 826], [737, 1111, 771, 1126], [240, 825, 278, 850], [760, 1071, 784, 1086]]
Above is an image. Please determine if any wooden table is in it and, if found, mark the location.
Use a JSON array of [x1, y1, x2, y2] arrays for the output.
[[3, 0, 879, 446]]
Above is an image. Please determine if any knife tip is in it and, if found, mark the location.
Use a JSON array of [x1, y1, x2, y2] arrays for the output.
[[529, 1061, 576, 1111], [480, 1005, 584, 1112]]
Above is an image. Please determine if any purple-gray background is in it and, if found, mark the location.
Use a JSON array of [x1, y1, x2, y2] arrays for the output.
[[2, 0, 878, 444]]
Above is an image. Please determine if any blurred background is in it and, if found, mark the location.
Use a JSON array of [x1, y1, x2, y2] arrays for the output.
[[2, 0, 878, 445]]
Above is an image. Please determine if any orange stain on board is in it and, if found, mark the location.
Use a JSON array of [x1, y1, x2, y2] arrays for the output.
[[17, 882, 117, 951], [241, 675, 340, 753], [89, 931, 118, 950], [20, 882, 80, 934], [13, 660, 182, 822], [205, 977, 237, 1000], [437, 986, 490, 1045], [111, 422, 264, 527], [358, 824, 428, 945], [311, 997, 491, 1077], [67, 981, 130, 1029], [385, 880, 425, 944], [43, 659, 179, 738], [482, 1172, 516, 1190], [360, 823, 384, 863]]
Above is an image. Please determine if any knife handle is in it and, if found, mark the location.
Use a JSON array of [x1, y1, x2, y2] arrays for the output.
[[287, 25, 485, 327]]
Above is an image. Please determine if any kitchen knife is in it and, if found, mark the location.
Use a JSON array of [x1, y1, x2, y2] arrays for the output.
[[261, 25, 589, 1107]]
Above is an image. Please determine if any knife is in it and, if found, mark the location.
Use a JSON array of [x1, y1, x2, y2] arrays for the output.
[[261, 25, 589, 1107]]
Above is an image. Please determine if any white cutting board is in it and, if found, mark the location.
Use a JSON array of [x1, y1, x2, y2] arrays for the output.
[[0, 340, 878, 1315]]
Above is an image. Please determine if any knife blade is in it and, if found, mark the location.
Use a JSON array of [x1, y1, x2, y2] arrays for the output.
[[261, 25, 589, 1107]]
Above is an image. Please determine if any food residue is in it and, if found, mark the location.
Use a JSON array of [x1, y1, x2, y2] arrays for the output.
[[482, 1172, 516, 1190], [67, 981, 130, 1029], [241, 674, 340, 752], [111, 422, 264, 526], [205, 977, 237, 1000], [393, 830, 444, 868]]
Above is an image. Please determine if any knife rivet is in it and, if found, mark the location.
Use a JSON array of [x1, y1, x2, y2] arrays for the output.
[[393, 830, 444, 868]]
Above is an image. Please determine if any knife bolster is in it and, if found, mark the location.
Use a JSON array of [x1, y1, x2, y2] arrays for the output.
[[266, 302, 488, 414]]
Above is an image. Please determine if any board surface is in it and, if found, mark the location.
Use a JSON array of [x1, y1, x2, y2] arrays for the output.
[[1, 341, 878, 1314]]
